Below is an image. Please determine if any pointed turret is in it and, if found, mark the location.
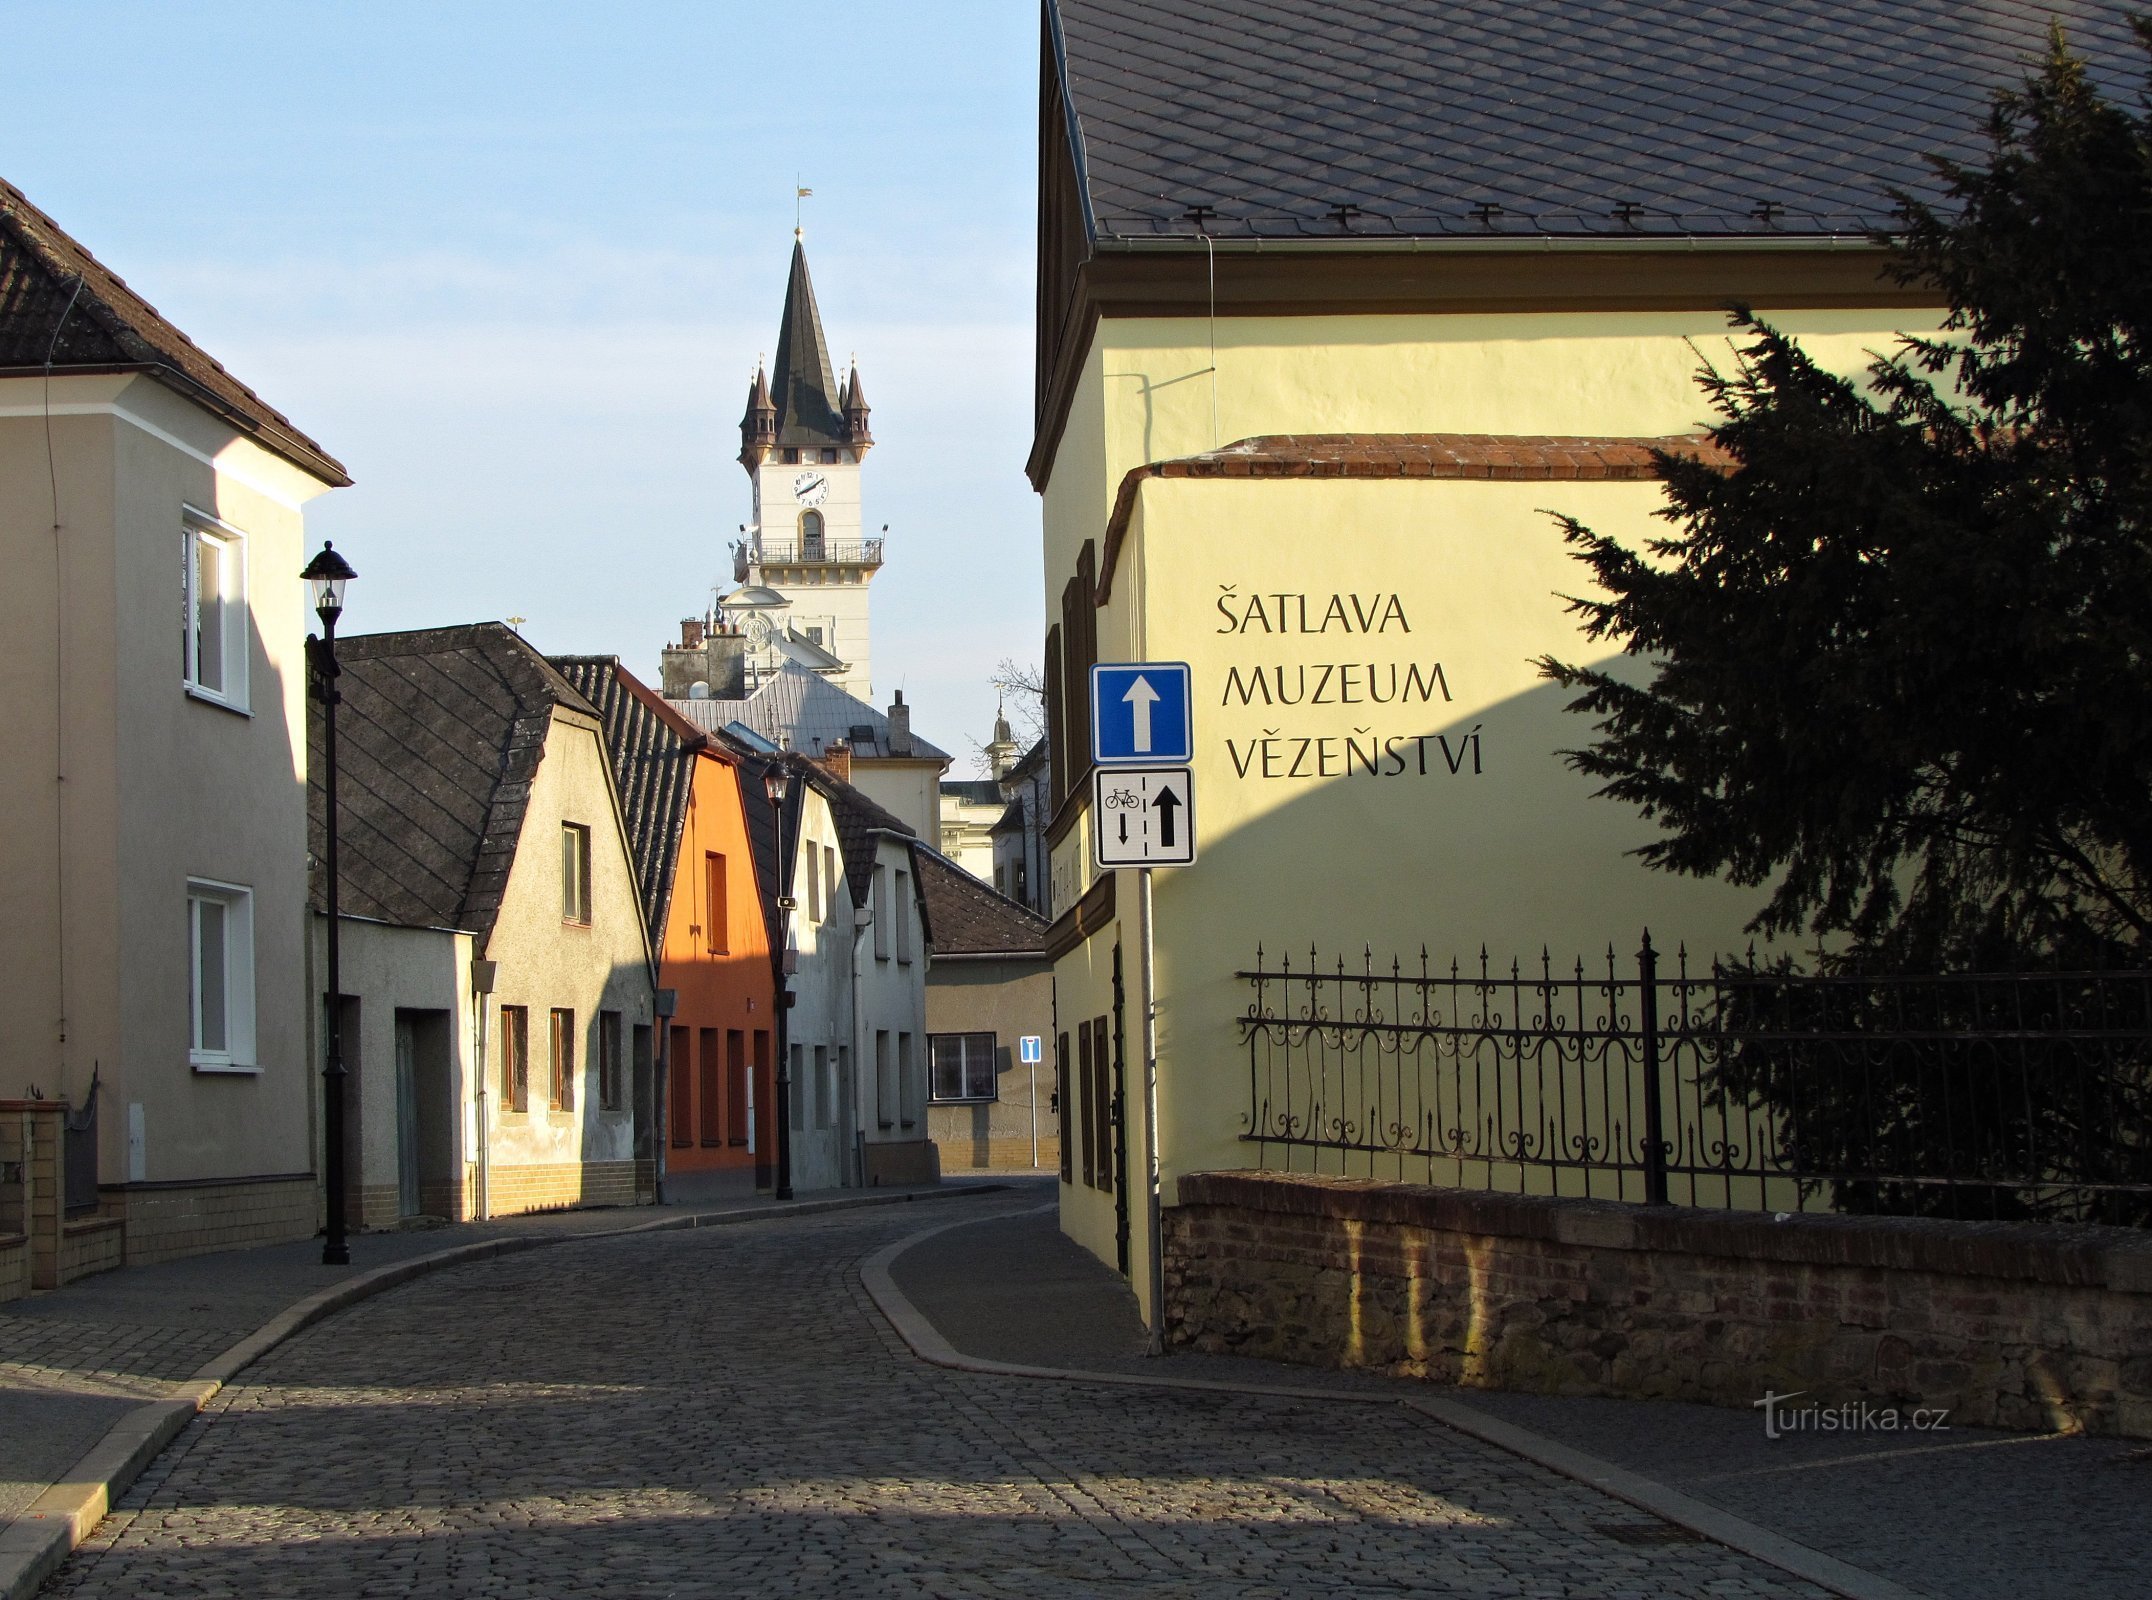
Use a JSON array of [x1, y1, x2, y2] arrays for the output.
[[738, 361, 777, 471], [769, 237, 846, 448], [842, 361, 873, 454]]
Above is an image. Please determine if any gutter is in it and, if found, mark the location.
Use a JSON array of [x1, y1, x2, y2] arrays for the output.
[[1090, 232, 1884, 256]]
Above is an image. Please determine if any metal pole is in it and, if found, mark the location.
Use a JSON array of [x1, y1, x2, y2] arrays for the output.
[[1028, 1054, 1039, 1169], [1139, 866, 1164, 1355], [320, 618, 349, 1265], [1639, 929, 1669, 1207]]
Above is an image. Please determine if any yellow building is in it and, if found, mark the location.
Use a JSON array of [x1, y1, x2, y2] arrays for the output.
[[1028, 0, 2115, 1314]]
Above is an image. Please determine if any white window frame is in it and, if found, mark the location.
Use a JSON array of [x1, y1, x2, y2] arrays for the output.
[[929, 1032, 998, 1103], [182, 508, 250, 713], [187, 878, 257, 1073]]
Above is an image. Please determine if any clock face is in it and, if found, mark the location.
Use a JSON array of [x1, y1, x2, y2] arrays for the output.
[[792, 471, 829, 507]]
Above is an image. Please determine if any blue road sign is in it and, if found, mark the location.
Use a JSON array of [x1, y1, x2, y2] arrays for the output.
[[1091, 661, 1193, 765], [1019, 1035, 1043, 1066]]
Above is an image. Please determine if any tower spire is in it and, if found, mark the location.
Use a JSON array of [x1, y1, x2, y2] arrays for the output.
[[768, 238, 844, 449]]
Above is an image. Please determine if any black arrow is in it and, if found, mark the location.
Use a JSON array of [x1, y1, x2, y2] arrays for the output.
[[1153, 784, 1182, 849], [1119, 811, 1129, 845]]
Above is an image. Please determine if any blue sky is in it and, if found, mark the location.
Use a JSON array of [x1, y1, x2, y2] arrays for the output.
[[6, 0, 1041, 762]]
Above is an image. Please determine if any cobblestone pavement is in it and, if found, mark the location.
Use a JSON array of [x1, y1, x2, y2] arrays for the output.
[[39, 1201, 1824, 1600]]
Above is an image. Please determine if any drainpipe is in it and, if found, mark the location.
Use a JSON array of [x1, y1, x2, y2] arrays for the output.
[[850, 904, 870, 1186], [471, 958, 497, 1220], [654, 987, 677, 1204]]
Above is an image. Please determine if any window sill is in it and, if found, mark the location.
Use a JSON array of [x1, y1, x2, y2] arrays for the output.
[[562, 919, 591, 931], [930, 1096, 999, 1106], [183, 683, 252, 718], [191, 1060, 262, 1076]]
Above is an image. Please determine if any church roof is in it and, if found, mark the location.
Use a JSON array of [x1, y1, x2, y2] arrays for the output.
[[1047, 0, 2146, 242], [769, 238, 847, 448], [0, 176, 349, 485], [668, 661, 952, 764]]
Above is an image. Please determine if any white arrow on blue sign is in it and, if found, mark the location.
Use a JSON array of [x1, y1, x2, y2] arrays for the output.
[[1018, 1035, 1043, 1065], [1091, 661, 1193, 765]]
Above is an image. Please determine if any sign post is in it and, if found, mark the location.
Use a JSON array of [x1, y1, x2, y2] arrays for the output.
[[1089, 663, 1196, 1356], [1019, 1034, 1044, 1168]]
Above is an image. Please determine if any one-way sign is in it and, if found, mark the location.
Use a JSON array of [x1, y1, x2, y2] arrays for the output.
[[1093, 766, 1197, 868], [1092, 662, 1193, 765]]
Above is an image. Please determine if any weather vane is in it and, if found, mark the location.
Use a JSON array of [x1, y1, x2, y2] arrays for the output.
[[795, 180, 812, 237]]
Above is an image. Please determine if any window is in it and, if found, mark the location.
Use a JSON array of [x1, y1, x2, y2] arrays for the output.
[[875, 1030, 893, 1129], [930, 1033, 997, 1102], [750, 1031, 769, 1154], [699, 1030, 722, 1145], [781, 446, 800, 464], [873, 864, 890, 959], [806, 846, 820, 922], [562, 823, 592, 925], [598, 1010, 623, 1112], [1091, 1013, 1113, 1194], [790, 1043, 806, 1130], [727, 1030, 748, 1146], [188, 880, 255, 1070], [1077, 1020, 1095, 1186], [549, 1008, 576, 1112], [814, 1045, 833, 1129], [705, 852, 729, 953], [824, 846, 839, 919], [898, 1033, 916, 1128], [183, 513, 248, 711], [668, 1026, 692, 1146], [801, 509, 825, 559], [894, 870, 912, 962], [818, 447, 840, 464], [502, 1006, 530, 1113], [1057, 1031, 1073, 1184]]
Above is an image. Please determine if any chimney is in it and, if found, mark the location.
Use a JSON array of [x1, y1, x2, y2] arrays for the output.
[[704, 631, 747, 699], [681, 616, 706, 649], [817, 739, 851, 784], [887, 690, 912, 757]]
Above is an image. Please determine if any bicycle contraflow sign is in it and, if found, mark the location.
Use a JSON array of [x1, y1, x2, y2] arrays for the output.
[[1093, 766, 1196, 868]]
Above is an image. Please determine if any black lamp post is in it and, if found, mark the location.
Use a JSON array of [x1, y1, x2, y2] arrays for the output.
[[764, 763, 795, 1201], [302, 541, 357, 1266]]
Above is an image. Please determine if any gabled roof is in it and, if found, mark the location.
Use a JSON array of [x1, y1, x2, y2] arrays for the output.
[[770, 238, 846, 448], [310, 624, 598, 945], [1048, 0, 2145, 243], [668, 660, 952, 763], [916, 847, 1049, 958], [549, 655, 727, 940], [0, 177, 349, 485]]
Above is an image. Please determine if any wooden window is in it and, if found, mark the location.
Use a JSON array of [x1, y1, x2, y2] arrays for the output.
[[875, 1030, 894, 1129], [549, 1008, 576, 1111], [561, 823, 592, 925], [806, 846, 821, 922], [597, 1010, 623, 1112], [705, 852, 729, 953], [750, 1030, 769, 1154], [894, 870, 912, 962], [1091, 1012, 1113, 1194], [1077, 1020, 1096, 1187], [727, 1030, 749, 1146], [1043, 624, 1065, 808], [929, 1033, 997, 1101], [502, 1005, 529, 1113], [897, 1033, 915, 1128], [1059, 540, 1097, 798], [824, 846, 839, 919], [668, 1025, 692, 1146], [698, 1029, 722, 1144], [873, 864, 890, 959], [1057, 1030, 1073, 1184]]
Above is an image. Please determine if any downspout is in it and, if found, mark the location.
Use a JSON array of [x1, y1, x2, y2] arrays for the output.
[[471, 957, 497, 1220]]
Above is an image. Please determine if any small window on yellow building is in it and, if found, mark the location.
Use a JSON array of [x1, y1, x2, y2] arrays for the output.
[[706, 852, 729, 954], [562, 823, 592, 925]]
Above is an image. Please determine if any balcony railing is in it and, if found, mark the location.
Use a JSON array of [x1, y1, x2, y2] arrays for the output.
[[754, 537, 884, 567]]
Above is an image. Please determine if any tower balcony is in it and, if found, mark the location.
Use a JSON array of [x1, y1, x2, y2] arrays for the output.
[[753, 536, 884, 568]]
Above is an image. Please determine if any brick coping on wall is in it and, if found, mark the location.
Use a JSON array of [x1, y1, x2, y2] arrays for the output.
[[1175, 1171, 2152, 1294]]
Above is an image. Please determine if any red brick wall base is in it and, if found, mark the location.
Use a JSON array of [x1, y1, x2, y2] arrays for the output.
[[1165, 1171, 2152, 1438]]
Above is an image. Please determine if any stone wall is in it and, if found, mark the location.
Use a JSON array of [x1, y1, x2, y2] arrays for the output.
[[112, 1175, 317, 1266], [60, 1215, 124, 1282], [483, 1160, 639, 1217], [0, 1233, 25, 1305], [1165, 1171, 2152, 1438]]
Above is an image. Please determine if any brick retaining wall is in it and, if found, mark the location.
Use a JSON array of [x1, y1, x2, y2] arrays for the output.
[[1164, 1171, 2152, 1437], [111, 1175, 318, 1266]]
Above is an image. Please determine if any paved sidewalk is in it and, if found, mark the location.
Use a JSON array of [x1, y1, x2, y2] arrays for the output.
[[0, 1182, 976, 1531], [889, 1180, 2152, 1600]]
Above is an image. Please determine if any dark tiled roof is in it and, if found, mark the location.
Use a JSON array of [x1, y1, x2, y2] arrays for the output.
[[1050, 0, 2145, 241], [0, 178, 349, 485], [550, 656, 715, 940], [941, 779, 1004, 807], [310, 624, 598, 945], [770, 239, 846, 448], [917, 848, 1049, 958]]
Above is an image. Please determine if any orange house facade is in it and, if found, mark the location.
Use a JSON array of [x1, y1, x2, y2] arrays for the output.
[[554, 658, 780, 1200]]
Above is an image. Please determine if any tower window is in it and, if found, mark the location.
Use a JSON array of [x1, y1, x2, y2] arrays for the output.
[[781, 447, 800, 463], [819, 447, 840, 464], [801, 510, 825, 559]]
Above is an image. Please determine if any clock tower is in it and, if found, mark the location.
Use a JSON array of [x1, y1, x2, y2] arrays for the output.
[[732, 235, 882, 699]]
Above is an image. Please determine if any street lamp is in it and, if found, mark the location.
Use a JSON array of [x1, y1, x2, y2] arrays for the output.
[[764, 763, 795, 1202], [301, 541, 357, 1266]]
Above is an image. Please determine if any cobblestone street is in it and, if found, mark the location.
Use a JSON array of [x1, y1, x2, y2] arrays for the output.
[[38, 1200, 1824, 1599]]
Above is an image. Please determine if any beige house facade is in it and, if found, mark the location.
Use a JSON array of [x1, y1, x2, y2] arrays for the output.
[[0, 179, 348, 1264]]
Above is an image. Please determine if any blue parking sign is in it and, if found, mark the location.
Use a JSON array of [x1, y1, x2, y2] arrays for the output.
[[1091, 662, 1193, 765]]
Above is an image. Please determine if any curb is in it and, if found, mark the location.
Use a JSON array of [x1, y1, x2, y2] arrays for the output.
[[858, 1205, 1932, 1600], [0, 1182, 995, 1600]]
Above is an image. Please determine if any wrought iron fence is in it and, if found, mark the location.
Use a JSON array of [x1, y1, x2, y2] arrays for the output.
[[1238, 938, 2152, 1226], [64, 1082, 99, 1216]]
